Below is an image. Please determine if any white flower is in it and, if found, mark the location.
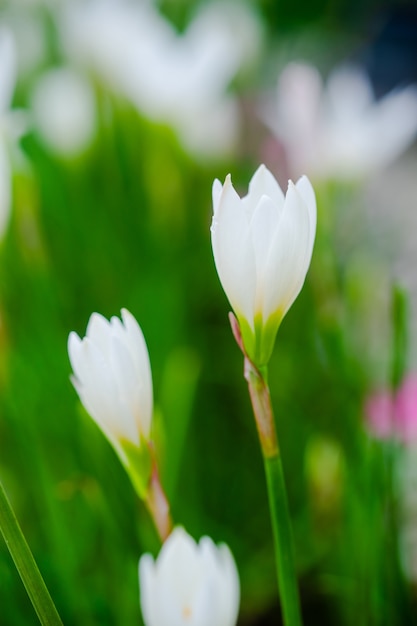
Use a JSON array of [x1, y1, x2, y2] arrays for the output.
[[139, 527, 240, 626], [59, 0, 261, 159], [264, 61, 417, 181], [31, 67, 96, 157], [211, 164, 316, 365], [0, 27, 27, 239], [68, 309, 153, 463]]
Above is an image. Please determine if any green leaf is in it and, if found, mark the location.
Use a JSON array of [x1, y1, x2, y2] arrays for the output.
[[0, 479, 64, 626]]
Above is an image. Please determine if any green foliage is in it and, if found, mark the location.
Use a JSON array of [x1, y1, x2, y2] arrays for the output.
[[0, 3, 415, 625]]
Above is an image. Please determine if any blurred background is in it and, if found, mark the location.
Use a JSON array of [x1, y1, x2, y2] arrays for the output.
[[1, 0, 417, 624]]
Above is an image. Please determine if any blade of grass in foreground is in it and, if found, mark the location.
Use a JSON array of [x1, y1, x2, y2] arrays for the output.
[[0, 479, 64, 626]]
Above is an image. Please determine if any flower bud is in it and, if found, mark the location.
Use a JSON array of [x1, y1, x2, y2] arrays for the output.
[[68, 309, 153, 493], [139, 526, 240, 626], [211, 164, 316, 366]]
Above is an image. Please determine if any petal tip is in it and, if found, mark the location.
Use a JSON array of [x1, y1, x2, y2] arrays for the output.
[[68, 331, 82, 358]]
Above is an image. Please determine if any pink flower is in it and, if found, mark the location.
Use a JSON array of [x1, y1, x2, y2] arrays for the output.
[[365, 374, 417, 444]]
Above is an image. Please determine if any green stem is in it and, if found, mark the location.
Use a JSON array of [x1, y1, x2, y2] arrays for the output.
[[0, 479, 64, 626], [264, 454, 302, 626], [246, 361, 303, 626]]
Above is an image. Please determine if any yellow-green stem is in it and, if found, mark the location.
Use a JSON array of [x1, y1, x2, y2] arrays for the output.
[[0, 479, 64, 626]]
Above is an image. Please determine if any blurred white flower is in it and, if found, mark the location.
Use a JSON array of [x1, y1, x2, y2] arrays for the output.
[[211, 164, 316, 365], [0, 27, 27, 238], [59, 0, 261, 158], [139, 526, 240, 626], [68, 309, 153, 463], [264, 62, 417, 181], [31, 67, 96, 157], [2, 8, 46, 77]]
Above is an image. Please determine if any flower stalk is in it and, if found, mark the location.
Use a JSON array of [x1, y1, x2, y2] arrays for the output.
[[0, 479, 64, 626], [245, 361, 303, 626], [211, 162, 315, 625], [231, 315, 302, 625], [245, 359, 277, 458]]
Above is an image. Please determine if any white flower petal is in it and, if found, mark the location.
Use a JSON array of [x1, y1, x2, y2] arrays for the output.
[[139, 555, 159, 626], [121, 308, 153, 436], [364, 85, 417, 172], [59, 0, 258, 159], [295, 174, 317, 258], [31, 67, 95, 157], [217, 544, 241, 626], [185, 579, 215, 626], [121, 309, 151, 384], [267, 61, 417, 180], [262, 181, 311, 320], [157, 528, 201, 597], [156, 583, 193, 626], [67, 331, 84, 379], [86, 312, 112, 358], [71, 337, 120, 432], [250, 194, 281, 284], [211, 175, 256, 324], [245, 164, 285, 213], [0, 28, 17, 113], [110, 336, 143, 441], [326, 65, 373, 120], [275, 62, 322, 138], [212, 178, 223, 213], [0, 139, 11, 239], [198, 538, 229, 626]]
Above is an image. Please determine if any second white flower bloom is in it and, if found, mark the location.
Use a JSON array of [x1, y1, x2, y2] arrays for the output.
[[211, 164, 316, 366]]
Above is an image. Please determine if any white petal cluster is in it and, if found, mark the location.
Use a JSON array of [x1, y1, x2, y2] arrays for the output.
[[139, 527, 240, 626], [211, 164, 316, 365], [68, 309, 153, 460], [31, 67, 96, 157], [264, 61, 417, 181], [0, 28, 27, 239], [58, 0, 261, 159]]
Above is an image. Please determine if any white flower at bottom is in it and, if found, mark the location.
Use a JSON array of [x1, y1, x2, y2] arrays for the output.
[[68, 308, 153, 466], [139, 527, 240, 626]]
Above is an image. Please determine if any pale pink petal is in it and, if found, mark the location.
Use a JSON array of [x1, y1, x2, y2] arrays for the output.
[[365, 390, 394, 439]]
